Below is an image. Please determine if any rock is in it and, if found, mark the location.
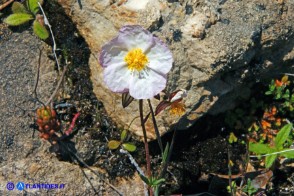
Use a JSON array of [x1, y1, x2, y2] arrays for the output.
[[0, 21, 143, 195], [0, 28, 57, 166], [0, 146, 107, 195], [57, 0, 294, 139], [0, 148, 145, 195]]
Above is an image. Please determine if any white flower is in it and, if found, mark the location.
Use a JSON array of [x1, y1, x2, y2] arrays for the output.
[[99, 25, 173, 99]]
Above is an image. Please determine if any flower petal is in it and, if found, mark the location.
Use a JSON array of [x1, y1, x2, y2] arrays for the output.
[[129, 70, 167, 99], [100, 25, 173, 98], [146, 36, 173, 75], [99, 37, 128, 68], [170, 89, 187, 102], [118, 25, 153, 51], [103, 62, 131, 93]]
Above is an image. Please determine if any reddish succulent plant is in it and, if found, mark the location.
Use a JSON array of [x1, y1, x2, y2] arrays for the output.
[[36, 106, 60, 141]]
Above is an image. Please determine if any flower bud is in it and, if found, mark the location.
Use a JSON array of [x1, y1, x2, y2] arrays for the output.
[[43, 116, 50, 123], [44, 125, 50, 131], [51, 109, 56, 118], [49, 129, 55, 135], [36, 118, 43, 126], [38, 126, 43, 131], [169, 89, 187, 103], [42, 133, 50, 140]]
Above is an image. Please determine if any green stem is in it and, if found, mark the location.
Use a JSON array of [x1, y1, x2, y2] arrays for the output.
[[228, 146, 235, 196], [147, 99, 163, 154], [155, 126, 177, 195], [139, 100, 152, 195], [159, 127, 177, 178]]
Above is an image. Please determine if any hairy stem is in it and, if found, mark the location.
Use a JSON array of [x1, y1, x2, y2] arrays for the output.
[[139, 100, 152, 195], [45, 65, 67, 106], [147, 99, 163, 154]]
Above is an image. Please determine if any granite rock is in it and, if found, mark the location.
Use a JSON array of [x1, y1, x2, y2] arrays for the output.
[[57, 0, 294, 139]]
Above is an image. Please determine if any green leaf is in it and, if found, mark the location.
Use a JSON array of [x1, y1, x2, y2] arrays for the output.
[[242, 178, 258, 196], [139, 174, 150, 185], [107, 140, 121, 150], [249, 142, 272, 154], [122, 143, 136, 152], [4, 13, 34, 26], [276, 93, 281, 99], [12, 2, 28, 13], [162, 142, 169, 163], [27, 0, 42, 15], [284, 101, 290, 107], [265, 154, 277, 168], [275, 123, 292, 149], [152, 178, 165, 186], [120, 130, 127, 142], [290, 94, 294, 102], [284, 89, 290, 98], [229, 132, 238, 144], [33, 20, 49, 40], [265, 90, 272, 95], [280, 149, 294, 158]]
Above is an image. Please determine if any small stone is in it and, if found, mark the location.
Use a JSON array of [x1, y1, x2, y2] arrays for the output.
[[185, 5, 193, 15], [255, 3, 266, 11], [221, 18, 230, 24], [6, 135, 14, 147], [173, 29, 182, 42]]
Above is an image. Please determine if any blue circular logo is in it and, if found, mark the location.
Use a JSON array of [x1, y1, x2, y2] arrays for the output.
[[6, 182, 14, 190], [16, 182, 25, 191]]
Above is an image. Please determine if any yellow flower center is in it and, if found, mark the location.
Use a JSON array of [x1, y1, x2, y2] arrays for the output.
[[169, 102, 185, 116], [124, 48, 148, 71]]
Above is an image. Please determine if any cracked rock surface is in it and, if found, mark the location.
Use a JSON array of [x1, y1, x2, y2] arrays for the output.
[[58, 0, 294, 139]]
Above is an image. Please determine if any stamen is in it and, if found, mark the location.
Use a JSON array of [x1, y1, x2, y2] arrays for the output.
[[124, 48, 148, 71], [169, 102, 185, 116]]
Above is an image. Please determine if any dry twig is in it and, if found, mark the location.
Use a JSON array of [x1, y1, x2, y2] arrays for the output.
[[45, 65, 67, 106], [0, 0, 14, 11], [38, 2, 60, 71]]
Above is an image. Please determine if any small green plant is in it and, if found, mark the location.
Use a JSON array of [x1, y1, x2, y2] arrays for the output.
[[265, 75, 294, 113], [227, 179, 258, 196], [4, 0, 49, 39], [226, 181, 237, 194], [241, 179, 258, 196], [139, 175, 165, 190], [249, 123, 294, 168], [108, 129, 137, 152]]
